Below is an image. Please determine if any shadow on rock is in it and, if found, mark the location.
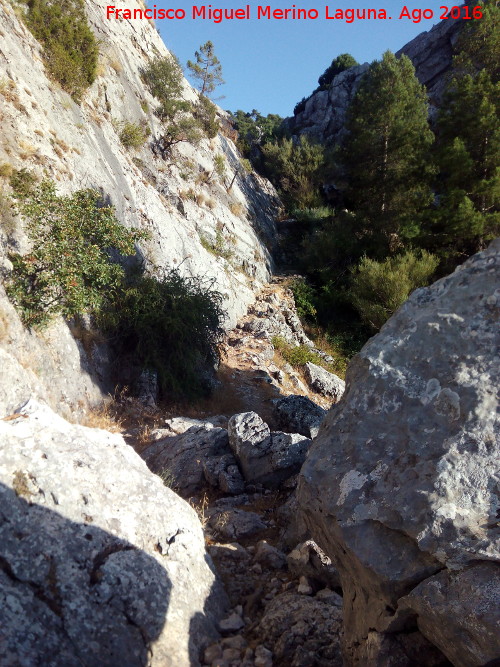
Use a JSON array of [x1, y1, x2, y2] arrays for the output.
[[0, 482, 170, 666]]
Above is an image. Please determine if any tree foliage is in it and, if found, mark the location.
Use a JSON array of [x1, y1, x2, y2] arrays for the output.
[[262, 136, 326, 209], [187, 41, 224, 96], [429, 2, 500, 265], [432, 71, 500, 262], [142, 57, 218, 154], [230, 109, 283, 154], [7, 181, 145, 328], [318, 53, 359, 89], [23, 0, 98, 101], [141, 56, 188, 121], [340, 51, 435, 257], [349, 251, 439, 330], [453, 0, 499, 80]]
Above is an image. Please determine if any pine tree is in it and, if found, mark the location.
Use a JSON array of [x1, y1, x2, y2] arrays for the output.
[[430, 1, 500, 265], [187, 41, 224, 96], [433, 72, 499, 261], [339, 51, 435, 258], [453, 0, 499, 81]]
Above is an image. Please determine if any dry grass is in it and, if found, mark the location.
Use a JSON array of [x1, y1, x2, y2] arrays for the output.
[[88, 108, 103, 126], [189, 493, 210, 530], [195, 170, 211, 186], [0, 308, 10, 342], [80, 401, 124, 432], [0, 78, 18, 104], [229, 202, 244, 217], [109, 57, 123, 73], [0, 163, 12, 178]]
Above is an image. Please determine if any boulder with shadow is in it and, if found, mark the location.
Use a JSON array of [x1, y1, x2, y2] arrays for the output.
[[0, 399, 227, 666]]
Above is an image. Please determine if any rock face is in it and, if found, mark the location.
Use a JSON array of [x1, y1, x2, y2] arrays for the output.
[[288, 13, 464, 145], [0, 0, 280, 417], [228, 412, 311, 489], [0, 399, 227, 666], [299, 240, 500, 665]]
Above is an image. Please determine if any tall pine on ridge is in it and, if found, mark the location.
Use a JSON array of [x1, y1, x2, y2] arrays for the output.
[[432, 0, 500, 266], [339, 51, 435, 259]]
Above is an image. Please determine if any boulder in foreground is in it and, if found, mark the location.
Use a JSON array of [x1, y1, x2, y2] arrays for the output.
[[299, 240, 500, 665], [0, 400, 226, 666]]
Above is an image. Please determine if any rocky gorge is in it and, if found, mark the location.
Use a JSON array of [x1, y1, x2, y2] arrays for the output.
[[1, 0, 499, 665]]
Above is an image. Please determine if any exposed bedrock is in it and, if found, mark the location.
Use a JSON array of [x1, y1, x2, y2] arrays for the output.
[[298, 239, 500, 666]]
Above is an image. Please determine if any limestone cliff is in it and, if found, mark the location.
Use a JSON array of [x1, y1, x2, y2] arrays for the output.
[[0, 0, 280, 416]]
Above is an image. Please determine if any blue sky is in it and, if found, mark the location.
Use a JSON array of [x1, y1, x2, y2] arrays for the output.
[[154, 1, 448, 116]]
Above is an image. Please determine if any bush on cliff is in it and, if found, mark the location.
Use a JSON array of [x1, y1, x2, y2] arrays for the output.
[[6, 181, 145, 328], [22, 0, 98, 101], [7, 181, 225, 399], [100, 267, 225, 399]]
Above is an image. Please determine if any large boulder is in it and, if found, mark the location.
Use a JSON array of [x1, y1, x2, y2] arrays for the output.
[[272, 394, 326, 438], [304, 362, 345, 401], [142, 423, 232, 496], [299, 241, 500, 666], [0, 400, 227, 666], [228, 412, 311, 489]]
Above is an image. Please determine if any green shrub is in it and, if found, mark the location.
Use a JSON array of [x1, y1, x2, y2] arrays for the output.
[[272, 336, 327, 370], [214, 154, 226, 180], [261, 136, 326, 209], [200, 230, 233, 260], [6, 181, 145, 328], [100, 268, 225, 399], [119, 121, 149, 149], [290, 278, 317, 321], [22, 0, 98, 101], [293, 96, 309, 116], [291, 207, 333, 223], [9, 168, 37, 197], [317, 53, 359, 89], [194, 95, 219, 139], [141, 56, 186, 121], [142, 56, 210, 154], [0, 187, 17, 236], [239, 158, 252, 174], [349, 250, 439, 330]]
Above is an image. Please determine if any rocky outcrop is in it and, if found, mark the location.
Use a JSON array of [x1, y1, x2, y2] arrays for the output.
[[0, 286, 106, 419], [0, 399, 227, 666], [141, 422, 236, 496], [289, 12, 465, 144], [228, 411, 311, 489], [299, 240, 500, 665]]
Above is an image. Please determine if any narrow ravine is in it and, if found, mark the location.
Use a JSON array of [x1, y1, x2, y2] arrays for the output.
[[125, 277, 348, 666]]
